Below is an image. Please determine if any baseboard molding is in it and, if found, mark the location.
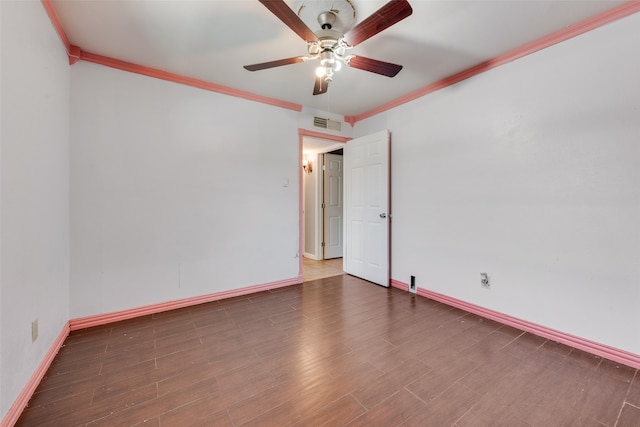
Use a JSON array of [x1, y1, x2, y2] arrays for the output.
[[2, 276, 304, 426], [70, 276, 303, 331], [1, 322, 71, 427], [390, 279, 640, 369], [9, 275, 634, 426]]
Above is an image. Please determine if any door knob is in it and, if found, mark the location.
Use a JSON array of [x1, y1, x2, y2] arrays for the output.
[[379, 213, 387, 218]]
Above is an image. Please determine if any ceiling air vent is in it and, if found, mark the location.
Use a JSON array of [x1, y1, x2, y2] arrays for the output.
[[313, 116, 342, 132]]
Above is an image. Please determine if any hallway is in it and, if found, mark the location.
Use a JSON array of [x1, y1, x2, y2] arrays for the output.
[[302, 257, 344, 282]]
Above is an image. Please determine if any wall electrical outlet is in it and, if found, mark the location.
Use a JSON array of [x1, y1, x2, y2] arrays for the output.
[[32, 319, 39, 342], [409, 275, 417, 293], [480, 273, 490, 289]]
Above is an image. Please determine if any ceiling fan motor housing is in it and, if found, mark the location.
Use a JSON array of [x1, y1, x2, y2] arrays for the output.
[[308, 28, 344, 57], [317, 11, 337, 29]]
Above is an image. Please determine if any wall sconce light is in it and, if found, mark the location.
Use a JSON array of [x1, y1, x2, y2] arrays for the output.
[[302, 158, 313, 174]]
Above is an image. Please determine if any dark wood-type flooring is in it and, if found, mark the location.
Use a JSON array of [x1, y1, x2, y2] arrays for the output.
[[17, 275, 640, 426]]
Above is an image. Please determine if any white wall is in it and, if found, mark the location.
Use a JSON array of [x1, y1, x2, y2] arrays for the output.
[[1, 4, 638, 422], [355, 13, 640, 354], [0, 0, 71, 420], [70, 63, 300, 318]]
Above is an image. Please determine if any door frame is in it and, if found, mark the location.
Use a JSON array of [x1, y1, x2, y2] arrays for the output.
[[298, 129, 351, 277]]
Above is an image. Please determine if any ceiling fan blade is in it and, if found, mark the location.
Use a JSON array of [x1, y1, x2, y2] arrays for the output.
[[313, 76, 329, 95], [348, 56, 403, 77], [244, 56, 307, 71], [344, 0, 413, 47], [259, 0, 318, 42]]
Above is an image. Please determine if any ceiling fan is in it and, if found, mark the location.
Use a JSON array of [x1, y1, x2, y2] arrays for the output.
[[244, 0, 413, 95]]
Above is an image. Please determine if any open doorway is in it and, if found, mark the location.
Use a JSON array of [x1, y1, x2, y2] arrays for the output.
[[301, 136, 345, 281], [299, 129, 391, 286]]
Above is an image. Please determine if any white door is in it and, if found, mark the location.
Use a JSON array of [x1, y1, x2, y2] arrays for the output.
[[323, 153, 343, 259], [343, 130, 390, 287]]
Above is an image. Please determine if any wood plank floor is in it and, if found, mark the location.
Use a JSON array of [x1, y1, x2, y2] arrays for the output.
[[16, 275, 640, 426]]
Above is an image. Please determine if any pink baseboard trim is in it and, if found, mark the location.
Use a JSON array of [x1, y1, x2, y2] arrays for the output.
[[390, 279, 640, 369], [1, 322, 70, 427], [69, 276, 303, 331], [345, 1, 640, 125], [391, 280, 410, 292], [3, 277, 302, 425]]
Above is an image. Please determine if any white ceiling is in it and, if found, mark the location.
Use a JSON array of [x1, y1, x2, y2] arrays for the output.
[[50, 0, 626, 117]]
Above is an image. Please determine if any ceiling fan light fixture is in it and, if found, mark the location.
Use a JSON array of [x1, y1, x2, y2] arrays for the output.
[[319, 50, 334, 65], [247, 0, 413, 96], [324, 69, 334, 83]]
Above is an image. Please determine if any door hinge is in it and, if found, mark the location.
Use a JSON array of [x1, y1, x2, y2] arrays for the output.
[[321, 242, 325, 247], [321, 202, 325, 209]]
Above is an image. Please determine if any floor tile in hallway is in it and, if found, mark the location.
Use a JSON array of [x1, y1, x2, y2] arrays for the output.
[[302, 256, 343, 281]]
